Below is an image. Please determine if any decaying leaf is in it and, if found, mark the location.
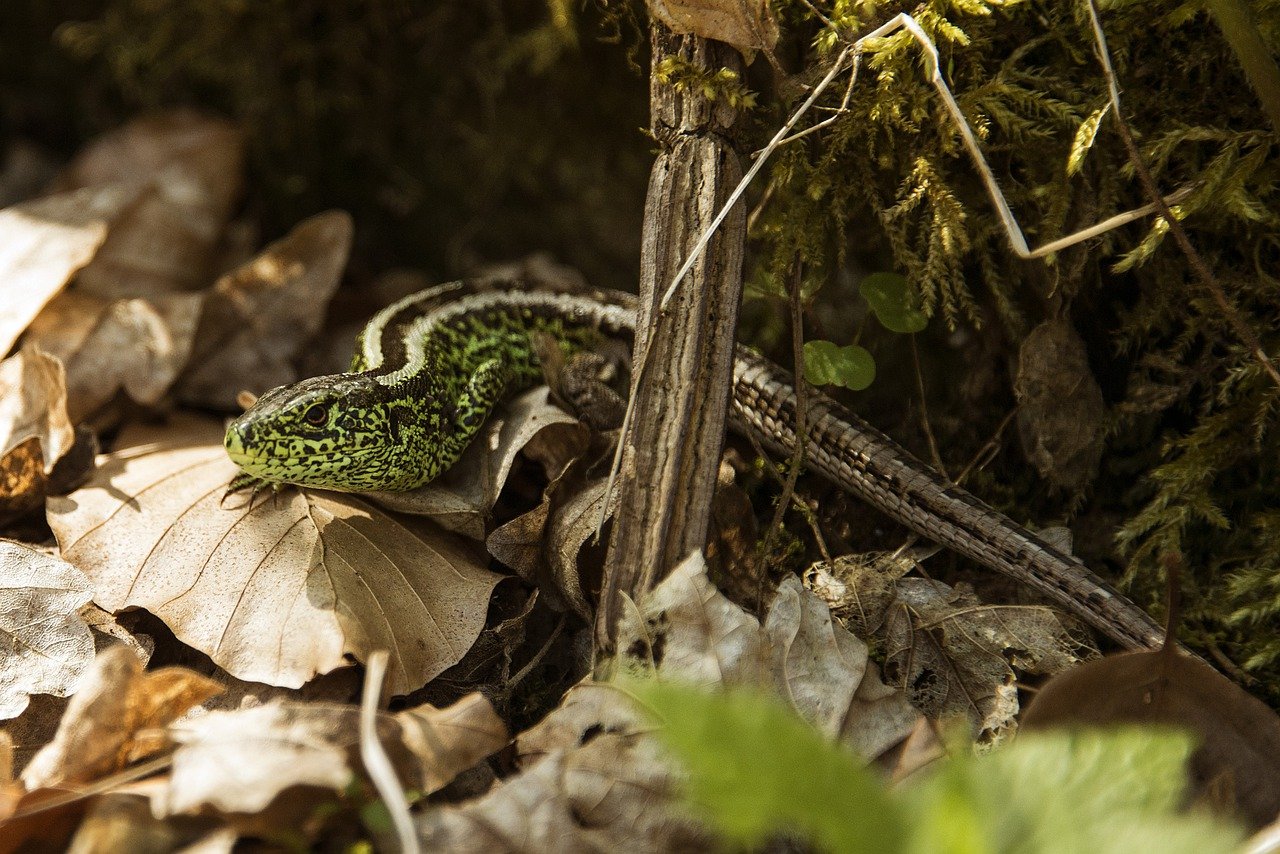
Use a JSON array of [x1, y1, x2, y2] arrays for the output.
[[0, 184, 139, 355], [619, 552, 921, 759], [648, 0, 779, 52], [1023, 646, 1280, 828], [0, 346, 74, 473], [425, 728, 708, 853], [374, 386, 589, 539], [159, 693, 507, 817], [806, 554, 1093, 744], [0, 542, 95, 720], [487, 460, 609, 619], [1015, 317, 1107, 494], [47, 422, 503, 694], [20, 645, 221, 790], [27, 291, 203, 421], [177, 210, 353, 410], [54, 110, 245, 302]]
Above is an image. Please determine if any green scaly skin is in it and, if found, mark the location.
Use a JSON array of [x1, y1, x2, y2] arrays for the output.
[[225, 281, 629, 492]]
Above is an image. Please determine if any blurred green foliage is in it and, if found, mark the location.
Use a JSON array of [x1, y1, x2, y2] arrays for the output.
[[634, 679, 1244, 853]]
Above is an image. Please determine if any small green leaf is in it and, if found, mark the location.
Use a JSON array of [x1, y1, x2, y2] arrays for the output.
[[631, 680, 905, 854], [859, 272, 928, 333], [804, 340, 876, 390], [1067, 105, 1109, 177]]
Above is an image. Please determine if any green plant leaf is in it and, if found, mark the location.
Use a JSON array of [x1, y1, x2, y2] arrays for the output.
[[803, 340, 876, 390], [904, 728, 1244, 854], [631, 680, 905, 854], [859, 272, 928, 334]]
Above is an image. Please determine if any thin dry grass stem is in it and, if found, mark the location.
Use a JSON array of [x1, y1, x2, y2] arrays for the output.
[[662, 12, 1196, 312], [360, 650, 419, 854]]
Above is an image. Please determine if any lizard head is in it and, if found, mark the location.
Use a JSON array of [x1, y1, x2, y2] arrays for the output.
[[224, 373, 419, 492]]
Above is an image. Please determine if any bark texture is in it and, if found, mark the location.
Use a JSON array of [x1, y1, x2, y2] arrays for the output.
[[595, 24, 746, 653]]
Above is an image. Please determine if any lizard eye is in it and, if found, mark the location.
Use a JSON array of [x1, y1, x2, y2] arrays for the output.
[[303, 404, 328, 426]]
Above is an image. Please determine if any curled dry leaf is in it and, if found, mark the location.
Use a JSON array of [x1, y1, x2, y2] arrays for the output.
[[46, 422, 503, 694], [618, 552, 920, 760], [0, 542, 94, 720], [0, 346, 74, 472], [21, 645, 221, 790], [1023, 646, 1280, 828], [0, 183, 139, 355], [177, 210, 353, 410], [1015, 317, 1107, 493], [374, 386, 588, 539], [55, 110, 245, 302], [486, 461, 609, 619], [27, 291, 203, 421], [420, 741, 708, 853], [648, 0, 780, 52], [806, 554, 1093, 743], [159, 693, 506, 817]]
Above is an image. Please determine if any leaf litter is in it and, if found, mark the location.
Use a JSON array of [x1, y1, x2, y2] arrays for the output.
[[0, 107, 1276, 848]]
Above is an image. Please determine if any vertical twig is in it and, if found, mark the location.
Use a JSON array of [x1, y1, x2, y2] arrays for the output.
[[1084, 0, 1280, 392]]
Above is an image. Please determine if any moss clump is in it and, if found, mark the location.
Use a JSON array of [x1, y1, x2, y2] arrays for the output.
[[752, 0, 1280, 693]]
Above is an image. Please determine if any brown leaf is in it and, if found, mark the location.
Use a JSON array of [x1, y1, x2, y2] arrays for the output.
[[159, 693, 505, 816], [373, 386, 588, 538], [0, 184, 139, 355], [806, 554, 1093, 744], [619, 552, 921, 760], [47, 420, 503, 694], [422, 740, 708, 853], [395, 693, 509, 793], [648, 0, 779, 52], [55, 111, 244, 302], [0, 346, 73, 472], [1015, 318, 1107, 493], [488, 460, 609, 619], [0, 543, 94, 719], [20, 645, 221, 790], [1022, 647, 1280, 828], [177, 211, 353, 410], [27, 291, 203, 421]]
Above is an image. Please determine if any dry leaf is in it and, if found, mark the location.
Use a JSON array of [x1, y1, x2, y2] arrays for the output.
[[55, 111, 244, 302], [159, 693, 506, 816], [177, 211, 353, 410], [883, 578, 1091, 744], [47, 422, 503, 694], [65, 793, 215, 853], [765, 576, 919, 759], [1023, 647, 1280, 828], [28, 291, 203, 421], [487, 461, 608, 619], [418, 745, 708, 853], [0, 346, 74, 472], [0, 543, 95, 720], [648, 0, 779, 52], [1015, 318, 1107, 493], [373, 386, 588, 538], [618, 552, 921, 760], [806, 554, 1093, 744], [395, 693, 509, 793], [0, 184, 139, 355], [21, 645, 221, 790]]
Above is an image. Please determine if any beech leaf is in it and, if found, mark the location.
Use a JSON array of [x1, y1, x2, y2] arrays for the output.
[[648, 0, 779, 53], [0, 542, 95, 720], [46, 422, 503, 694], [0, 184, 139, 355]]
